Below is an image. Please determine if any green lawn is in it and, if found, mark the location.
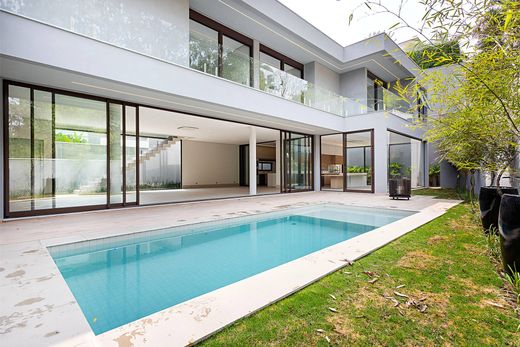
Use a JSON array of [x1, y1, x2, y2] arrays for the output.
[[412, 187, 466, 200], [200, 198, 520, 346]]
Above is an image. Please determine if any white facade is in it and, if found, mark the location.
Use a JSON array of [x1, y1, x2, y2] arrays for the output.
[[0, 0, 428, 218]]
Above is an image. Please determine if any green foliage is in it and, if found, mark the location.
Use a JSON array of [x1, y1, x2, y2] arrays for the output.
[[389, 162, 402, 177], [408, 40, 462, 69], [505, 270, 520, 306], [346, 165, 369, 173], [202, 204, 520, 346], [55, 132, 86, 143], [429, 163, 441, 176], [139, 181, 181, 190]]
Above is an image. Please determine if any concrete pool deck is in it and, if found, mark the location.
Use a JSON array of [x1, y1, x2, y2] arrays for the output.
[[0, 191, 460, 346]]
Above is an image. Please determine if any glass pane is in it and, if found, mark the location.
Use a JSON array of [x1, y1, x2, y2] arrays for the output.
[[189, 19, 219, 76], [346, 131, 372, 191], [259, 52, 281, 69], [55, 94, 107, 208], [388, 132, 424, 188], [109, 104, 123, 204], [33, 90, 54, 210], [284, 64, 301, 78], [222, 35, 251, 86], [125, 106, 137, 203], [8, 85, 32, 212], [320, 134, 343, 191], [139, 108, 181, 205], [288, 133, 312, 191]]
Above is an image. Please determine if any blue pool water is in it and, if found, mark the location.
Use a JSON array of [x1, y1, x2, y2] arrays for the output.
[[49, 205, 412, 334]]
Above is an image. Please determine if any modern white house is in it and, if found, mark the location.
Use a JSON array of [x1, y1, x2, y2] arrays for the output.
[[0, 0, 430, 219]]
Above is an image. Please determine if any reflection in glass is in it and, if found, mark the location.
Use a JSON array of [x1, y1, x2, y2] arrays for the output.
[[109, 104, 123, 204], [54, 94, 107, 208], [388, 132, 424, 188], [189, 19, 219, 76], [345, 131, 372, 191], [125, 106, 137, 203], [222, 35, 251, 86], [7, 86, 109, 213], [8, 86, 32, 212], [320, 134, 344, 191], [284, 133, 313, 191]]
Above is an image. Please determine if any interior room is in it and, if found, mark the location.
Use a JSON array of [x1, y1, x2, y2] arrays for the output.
[[320, 134, 344, 191], [320, 131, 373, 192], [138, 107, 281, 204]]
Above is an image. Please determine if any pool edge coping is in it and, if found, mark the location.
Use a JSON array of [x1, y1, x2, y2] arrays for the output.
[[91, 200, 460, 346]]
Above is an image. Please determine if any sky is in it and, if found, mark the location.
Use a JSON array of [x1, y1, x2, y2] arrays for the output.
[[277, 0, 428, 46]]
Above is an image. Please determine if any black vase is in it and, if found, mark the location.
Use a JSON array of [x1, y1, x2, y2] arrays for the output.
[[479, 186, 519, 233], [498, 194, 520, 275]]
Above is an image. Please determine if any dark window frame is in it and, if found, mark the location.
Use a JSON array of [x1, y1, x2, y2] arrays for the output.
[[259, 44, 304, 79], [3, 80, 316, 218], [189, 9, 254, 86], [319, 129, 375, 194], [367, 71, 388, 111]]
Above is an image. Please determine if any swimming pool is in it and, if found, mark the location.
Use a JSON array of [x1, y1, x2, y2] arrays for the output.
[[49, 204, 414, 335]]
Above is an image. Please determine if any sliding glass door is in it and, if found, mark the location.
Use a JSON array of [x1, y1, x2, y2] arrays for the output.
[[344, 130, 374, 192], [108, 103, 138, 206], [282, 132, 313, 192], [5, 82, 137, 217]]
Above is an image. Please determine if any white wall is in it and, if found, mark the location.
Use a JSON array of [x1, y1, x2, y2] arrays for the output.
[[182, 141, 239, 186], [340, 68, 367, 116], [0, 0, 190, 66], [304, 61, 340, 94]]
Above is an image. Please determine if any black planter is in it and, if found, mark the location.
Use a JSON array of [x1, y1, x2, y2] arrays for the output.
[[479, 186, 518, 233], [389, 178, 411, 200], [498, 194, 520, 275]]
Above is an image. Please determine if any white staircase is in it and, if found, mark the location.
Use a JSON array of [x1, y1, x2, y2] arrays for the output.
[[73, 137, 178, 195], [126, 136, 178, 170]]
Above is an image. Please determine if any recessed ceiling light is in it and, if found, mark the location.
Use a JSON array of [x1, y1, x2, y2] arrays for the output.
[[177, 126, 199, 131]]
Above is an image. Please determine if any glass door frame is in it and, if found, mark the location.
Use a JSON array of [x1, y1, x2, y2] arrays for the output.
[[2, 80, 141, 218], [107, 102, 140, 208], [344, 129, 375, 193], [281, 131, 314, 193]]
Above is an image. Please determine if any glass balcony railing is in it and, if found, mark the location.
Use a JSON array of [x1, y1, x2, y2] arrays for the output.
[[189, 39, 372, 118], [189, 41, 420, 120]]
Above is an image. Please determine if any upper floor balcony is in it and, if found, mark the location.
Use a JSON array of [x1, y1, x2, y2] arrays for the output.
[[189, 16, 425, 122]]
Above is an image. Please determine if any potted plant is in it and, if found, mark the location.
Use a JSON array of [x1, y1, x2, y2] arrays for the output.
[[498, 194, 520, 275], [429, 163, 441, 187], [389, 162, 411, 199]]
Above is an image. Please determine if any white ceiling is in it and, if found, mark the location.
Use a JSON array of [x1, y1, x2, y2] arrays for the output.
[[140, 106, 279, 144]]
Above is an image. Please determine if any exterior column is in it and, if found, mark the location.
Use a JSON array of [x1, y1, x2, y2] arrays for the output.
[[249, 127, 257, 195], [314, 135, 321, 192], [373, 128, 388, 193]]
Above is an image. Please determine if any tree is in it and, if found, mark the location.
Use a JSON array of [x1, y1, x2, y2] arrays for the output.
[[350, 0, 520, 188]]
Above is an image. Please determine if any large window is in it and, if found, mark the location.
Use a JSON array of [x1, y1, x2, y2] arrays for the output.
[[320, 131, 373, 193], [388, 131, 424, 188], [5, 82, 138, 217], [367, 71, 385, 111], [6, 84, 108, 215], [345, 130, 373, 192], [189, 10, 252, 86]]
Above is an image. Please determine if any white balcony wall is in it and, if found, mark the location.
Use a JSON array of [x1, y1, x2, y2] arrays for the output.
[[0, 12, 345, 133], [0, 0, 190, 66]]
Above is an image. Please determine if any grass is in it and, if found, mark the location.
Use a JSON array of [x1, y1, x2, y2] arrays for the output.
[[412, 187, 468, 200], [200, 195, 520, 346]]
